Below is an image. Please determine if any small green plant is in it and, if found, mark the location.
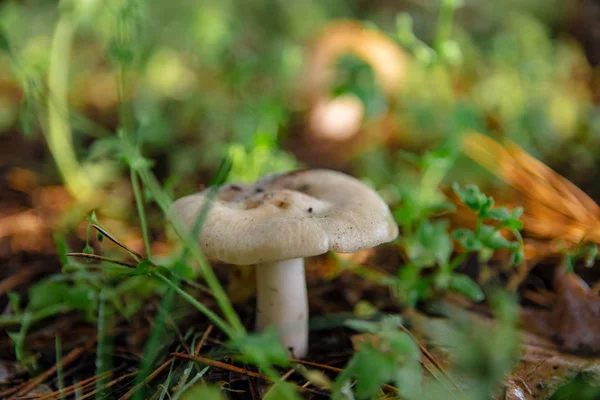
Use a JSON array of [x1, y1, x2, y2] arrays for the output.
[[396, 0, 464, 67], [391, 150, 524, 306], [230, 328, 301, 400], [423, 291, 521, 400], [227, 133, 297, 183], [331, 54, 389, 119], [562, 242, 598, 272], [451, 183, 524, 264], [332, 316, 422, 399]]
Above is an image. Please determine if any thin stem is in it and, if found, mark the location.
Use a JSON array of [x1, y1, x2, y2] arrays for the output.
[[152, 271, 236, 339], [132, 287, 175, 400], [0, 304, 70, 327], [170, 366, 210, 400], [448, 251, 469, 272], [65, 253, 137, 268], [95, 289, 112, 400], [433, 0, 459, 57], [91, 223, 143, 262], [138, 168, 245, 335], [130, 169, 152, 259], [47, 12, 95, 203]]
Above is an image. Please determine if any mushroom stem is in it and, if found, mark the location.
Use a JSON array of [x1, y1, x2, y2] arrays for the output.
[[255, 257, 309, 357]]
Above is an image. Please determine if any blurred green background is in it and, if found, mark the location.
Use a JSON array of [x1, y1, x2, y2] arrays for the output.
[[1, 0, 598, 194]]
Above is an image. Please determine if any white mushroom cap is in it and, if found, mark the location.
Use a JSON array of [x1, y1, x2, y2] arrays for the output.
[[169, 169, 398, 265]]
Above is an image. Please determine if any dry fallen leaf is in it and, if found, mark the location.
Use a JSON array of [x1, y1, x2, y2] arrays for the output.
[[460, 132, 600, 291], [521, 267, 600, 355], [503, 331, 600, 400], [405, 305, 600, 400], [462, 132, 600, 259]]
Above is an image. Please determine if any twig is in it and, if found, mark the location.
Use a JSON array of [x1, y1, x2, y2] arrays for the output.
[[168, 316, 191, 355], [37, 372, 111, 400], [65, 252, 137, 268], [6, 337, 97, 400], [77, 371, 137, 400], [120, 358, 173, 400], [171, 353, 267, 381], [290, 358, 400, 394], [194, 325, 213, 356], [398, 324, 462, 395], [281, 368, 295, 381], [171, 353, 327, 396], [91, 223, 144, 261]]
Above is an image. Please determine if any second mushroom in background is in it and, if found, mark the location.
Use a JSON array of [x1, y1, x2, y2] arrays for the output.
[[169, 169, 398, 358]]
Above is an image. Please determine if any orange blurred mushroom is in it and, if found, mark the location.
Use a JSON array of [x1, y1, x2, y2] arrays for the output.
[[297, 20, 409, 167]]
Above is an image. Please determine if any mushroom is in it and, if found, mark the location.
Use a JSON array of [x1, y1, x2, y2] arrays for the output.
[[169, 169, 398, 357]]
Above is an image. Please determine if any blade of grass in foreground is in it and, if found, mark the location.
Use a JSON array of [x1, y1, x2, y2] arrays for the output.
[[129, 156, 239, 398], [47, 9, 95, 203], [137, 165, 245, 335], [55, 335, 65, 400], [95, 289, 112, 399], [132, 287, 175, 400]]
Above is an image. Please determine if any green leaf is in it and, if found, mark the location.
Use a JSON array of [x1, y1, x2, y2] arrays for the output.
[[380, 315, 404, 332], [345, 319, 379, 334], [484, 207, 510, 221], [181, 384, 225, 400], [404, 221, 453, 267], [346, 315, 402, 334], [352, 349, 397, 398], [511, 207, 524, 219], [479, 226, 513, 250], [28, 281, 69, 310], [510, 248, 525, 266], [452, 183, 488, 212], [107, 40, 134, 65], [395, 362, 423, 399], [263, 382, 301, 400], [335, 317, 421, 399], [88, 137, 122, 161], [19, 96, 38, 138], [421, 221, 453, 265], [0, 26, 10, 53], [501, 218, 524, 230], [125, 260, 154, 276], [583, 244, 598, 268], [64, 284, 97, 315], [480, 197, 494, 216], [449, 274, 484, 301], [395, 268, 433, 307], [0, 27, 10, 53], [230, 328, 290, 368], [8, 292, 21, 315], [453, 229, 482, 251], [211, 155, 233, 186], [155, 265, 172, 278], [393, 194, 419, 226], [54, 234, 70, 267], [386, 330, 418, 357]]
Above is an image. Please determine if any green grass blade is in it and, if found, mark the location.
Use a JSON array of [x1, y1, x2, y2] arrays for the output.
[[55, 334, 66, 400]]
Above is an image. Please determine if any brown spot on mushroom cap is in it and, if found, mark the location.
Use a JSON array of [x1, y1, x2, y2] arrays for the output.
[[169, 169, 399, 265]]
